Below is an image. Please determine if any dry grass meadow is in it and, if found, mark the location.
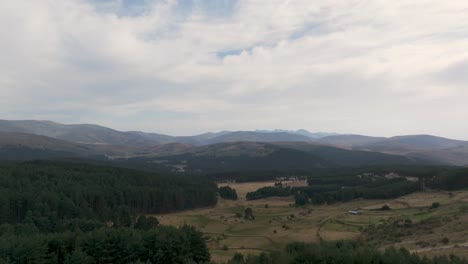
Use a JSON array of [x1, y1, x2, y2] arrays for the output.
[[155, 181, 468, 263]]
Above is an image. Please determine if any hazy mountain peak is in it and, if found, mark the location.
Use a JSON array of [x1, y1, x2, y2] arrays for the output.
[[255, 129, 339, 139]]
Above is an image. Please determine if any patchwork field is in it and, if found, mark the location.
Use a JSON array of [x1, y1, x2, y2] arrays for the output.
[[156, 181, 468, 263]]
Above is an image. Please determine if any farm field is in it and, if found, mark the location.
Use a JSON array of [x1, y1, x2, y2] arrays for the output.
[[156, 181, 468, 263]]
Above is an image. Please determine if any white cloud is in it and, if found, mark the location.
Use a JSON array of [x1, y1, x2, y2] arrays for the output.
[[1, 0, 468, 138]]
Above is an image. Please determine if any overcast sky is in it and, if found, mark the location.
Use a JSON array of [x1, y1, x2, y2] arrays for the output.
[[1, 1, 468, 138]]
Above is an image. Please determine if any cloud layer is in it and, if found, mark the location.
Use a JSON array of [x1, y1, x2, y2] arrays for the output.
[[1, 0, 468, 138]]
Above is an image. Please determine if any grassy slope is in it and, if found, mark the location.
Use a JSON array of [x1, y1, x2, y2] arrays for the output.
[[156, 181, 468, 263]]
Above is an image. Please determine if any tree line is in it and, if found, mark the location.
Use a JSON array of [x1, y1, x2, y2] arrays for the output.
[[246, 186, 291, 200], [296, 178, 421, 205], [0, 225, 210, 264], [236, 166, 468, 205], [243, 178, 421, 205]]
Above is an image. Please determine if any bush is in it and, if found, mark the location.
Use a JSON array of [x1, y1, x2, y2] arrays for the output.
[[244, 208, 255, 220], [294, 192, 309, 206], [218, 186, 238, 200], [431, 202, 440, 209], [404, 219, 412, 227], [228, 253, 245, 264], [381, 204, 391, 210]]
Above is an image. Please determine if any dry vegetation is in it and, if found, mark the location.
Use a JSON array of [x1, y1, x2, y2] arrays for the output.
[[156, 181, 468, 263]]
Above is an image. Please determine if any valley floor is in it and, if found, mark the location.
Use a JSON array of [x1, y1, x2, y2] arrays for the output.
[[155, 181, 468, 263]]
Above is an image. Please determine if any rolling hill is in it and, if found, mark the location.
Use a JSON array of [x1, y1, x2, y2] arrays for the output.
[[1, 119, 468, 166], [255, 129, 338, 138], [129, 141, 426, 173], [359, 135, 468, 151], [0, 132, 105, 160], [316, 134, 387, 147], [0, 132, 198, 160], [0, 120, 149, 145], [318, 134, 468, 166], [206, 131, 312, 144], [0, 120, 317, 146]]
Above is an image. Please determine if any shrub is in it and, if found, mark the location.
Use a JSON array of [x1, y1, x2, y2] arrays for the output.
[[244, 208, 255, 220], [218, 186, 238, 200], [381, 204, 391, 210]]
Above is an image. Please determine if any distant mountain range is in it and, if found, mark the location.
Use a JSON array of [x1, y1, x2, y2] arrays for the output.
[[0, 120, 467, 168], [0, 120, 324, 146], [315, 134, 468, 166]]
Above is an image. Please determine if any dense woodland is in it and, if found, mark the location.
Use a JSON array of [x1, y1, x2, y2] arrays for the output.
[[0, 161, 217, 227], [227, 241, 468, 264], [0, 161, 216, 263], [0, 225, 210, 263]]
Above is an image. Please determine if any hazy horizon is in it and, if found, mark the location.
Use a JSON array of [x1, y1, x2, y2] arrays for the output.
[[2, 1, 468, 138], [4, 118, 468, 141]]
